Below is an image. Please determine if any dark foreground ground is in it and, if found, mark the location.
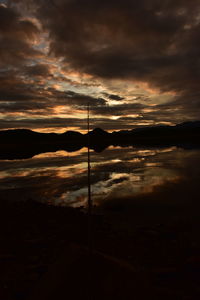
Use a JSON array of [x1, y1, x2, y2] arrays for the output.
[[0, 199, 200, 300]]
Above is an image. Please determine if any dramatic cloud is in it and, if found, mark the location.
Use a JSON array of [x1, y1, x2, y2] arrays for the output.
[[0, 4, 41, 67], [103, 93, 124, 101], [34, 0, 200, 88], [0, 0, 200, 131]]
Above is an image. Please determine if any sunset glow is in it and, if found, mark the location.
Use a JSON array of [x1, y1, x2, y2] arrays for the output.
[[0, 0, 200, 132]]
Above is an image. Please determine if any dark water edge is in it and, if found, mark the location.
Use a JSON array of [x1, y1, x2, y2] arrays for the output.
[[1, 121, 200, 159], [1, 196, 200, 300], [1, 141, 200, 160]]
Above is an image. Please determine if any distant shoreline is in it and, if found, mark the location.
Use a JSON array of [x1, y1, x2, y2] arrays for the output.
[[0, 121, 200, 159]]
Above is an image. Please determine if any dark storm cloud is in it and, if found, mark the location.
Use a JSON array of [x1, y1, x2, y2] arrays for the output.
[[152, 95, 200, 123], [0, 68, 107, 113], [57, 90, 107, 107], [88, 103, 146, 116], [22, 64, 53, 77], [0, 101, 49, 114], [103, 93, 124, 101], [0, 4, 41, 67], [0, 4, 49, 119], [0, 115, 142, 131], [1, 0, 200, 131], [27, 0, 200, 115], [109, 95, 124, 101], [0, 117, 86, 129], [0, 37, 41, 67], [0, 7, 38, 40], [32, 1, 199, 77], [0, 71, 43, 101]]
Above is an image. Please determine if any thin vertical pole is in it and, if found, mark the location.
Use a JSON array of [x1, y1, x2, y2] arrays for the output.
[[87, 103, 93, 299], [87, 104, 92, 218], [87, 103, 92, 253]]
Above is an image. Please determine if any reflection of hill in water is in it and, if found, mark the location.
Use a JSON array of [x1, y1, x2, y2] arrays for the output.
[[1, 121, 200, 159]]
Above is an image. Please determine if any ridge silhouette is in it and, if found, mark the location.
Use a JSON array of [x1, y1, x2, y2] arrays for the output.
[[1, 121, 200, 159]]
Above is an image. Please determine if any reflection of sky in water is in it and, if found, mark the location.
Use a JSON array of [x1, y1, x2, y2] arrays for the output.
[[0, 146, 199, 207]]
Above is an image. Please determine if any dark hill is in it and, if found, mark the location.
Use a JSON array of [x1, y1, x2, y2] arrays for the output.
[[62, 130, 83, 138], [0, 121, 200, 159], [0, 129, 57, 142], [87, 128, 110, 140]]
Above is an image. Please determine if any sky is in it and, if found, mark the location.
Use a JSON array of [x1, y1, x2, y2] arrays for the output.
[[0, 0, 200, 133]]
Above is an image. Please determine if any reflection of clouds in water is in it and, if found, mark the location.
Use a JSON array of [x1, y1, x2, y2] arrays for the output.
[[54, 188, 88, 207], [93, 168, 181, 207], [56, 163, 86, 178], [0, 150, 87, 174], [0, 147, 199, 208], [145, 162, 161, 167], [34, 148, 87, 159], [55, 167, 181, 207]]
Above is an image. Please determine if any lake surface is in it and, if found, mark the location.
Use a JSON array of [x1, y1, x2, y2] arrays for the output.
[[0, 145, 200, 210]]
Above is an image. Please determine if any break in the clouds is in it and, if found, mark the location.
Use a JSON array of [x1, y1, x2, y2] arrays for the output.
[[0, 0, 200, 132]]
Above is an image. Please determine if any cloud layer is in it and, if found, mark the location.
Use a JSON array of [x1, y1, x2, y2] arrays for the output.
[[1, 0, 200, 131], [36, 0, 200, 90]]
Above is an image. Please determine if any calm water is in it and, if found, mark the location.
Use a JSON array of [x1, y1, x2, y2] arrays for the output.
[[0, 146, 200, 209]]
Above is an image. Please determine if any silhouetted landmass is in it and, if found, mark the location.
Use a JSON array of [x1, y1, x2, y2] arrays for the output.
[[111, 121, 200, 148], [1, 121, 200, 159]]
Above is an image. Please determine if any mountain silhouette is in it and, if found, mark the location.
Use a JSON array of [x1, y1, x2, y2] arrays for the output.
[[0, 121, 200, 159]]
